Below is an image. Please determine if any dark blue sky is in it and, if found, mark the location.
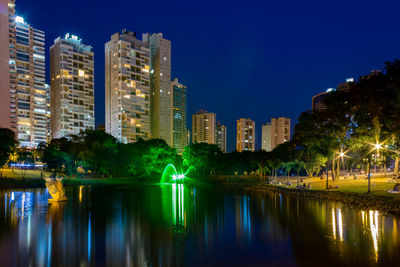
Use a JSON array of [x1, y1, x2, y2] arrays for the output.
[[17, 0, 400, 152]]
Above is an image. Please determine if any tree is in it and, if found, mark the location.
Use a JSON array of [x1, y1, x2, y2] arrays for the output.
[[141, 139, 178, 176], [297, 147, 327, 178], [253, 150, 270, 180], [282, 161, 296, 184], [42, 140, 73, 176], [0, 128, 17, 177], [291, 160, 305, 187], [16, 149, 34, 179], [268, 158, 282, 182], [183, 143, 222, 176], [78, 130, 118, 175]]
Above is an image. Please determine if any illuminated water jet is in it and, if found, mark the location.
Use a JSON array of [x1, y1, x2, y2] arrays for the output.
[[161, 164, 196, 184]]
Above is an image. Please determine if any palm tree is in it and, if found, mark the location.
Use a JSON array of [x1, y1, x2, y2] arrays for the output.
[[291, 160, 305, 187], [268, 159, 282, 183], [282, 162, 295, 184]]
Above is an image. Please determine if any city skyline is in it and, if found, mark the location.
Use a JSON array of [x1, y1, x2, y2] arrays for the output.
[[4, 0, 400, 151]]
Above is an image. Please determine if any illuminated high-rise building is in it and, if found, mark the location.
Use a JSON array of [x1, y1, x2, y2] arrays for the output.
[[171, 78, 187, 154], [270, 117, 290, 150], [142, 33, 172, 146], [192, 111, 216, 144], [0, 0, 50, 147], [105, 30, 151, 143], [215, 121, 227, 153], [236, 118, 255, 152], [50, 34, 94, 139], [261, 123, 271, 152], [311, 88, 335, 112]]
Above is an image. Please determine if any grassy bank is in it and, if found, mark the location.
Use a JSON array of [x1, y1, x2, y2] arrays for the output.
[[0, 168, 161, 188], [246, 178, 400, 216]]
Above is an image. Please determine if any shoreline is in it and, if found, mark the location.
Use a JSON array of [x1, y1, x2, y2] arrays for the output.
[[0, 176, 209, 189], [246, 185, 400, 217]]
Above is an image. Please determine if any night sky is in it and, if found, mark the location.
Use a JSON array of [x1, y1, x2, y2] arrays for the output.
[[16, 0, 400, 152]]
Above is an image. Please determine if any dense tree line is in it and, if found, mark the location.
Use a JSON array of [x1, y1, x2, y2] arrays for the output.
[[185, 59, 400, 190], [2, 60, 400, 186]]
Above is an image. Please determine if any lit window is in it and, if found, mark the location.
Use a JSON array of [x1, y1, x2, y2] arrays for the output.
[[78, 70, 85, 77]]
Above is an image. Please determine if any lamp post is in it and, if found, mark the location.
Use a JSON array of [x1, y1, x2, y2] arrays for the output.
[[337, 150, 345, 181], [368, 143, 381, 193]]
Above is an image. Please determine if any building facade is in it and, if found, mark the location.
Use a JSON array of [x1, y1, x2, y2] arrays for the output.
[[0, 0, 50, 147], [192, 111, 216, 144], [143, 33, 173, 146], [171, 78, 187, 154], [50, 34, 94, 139], [105, 30, 151, 143], [311, 88, 335, 112], [236, 118, 255, 152], [215, 121, 227, 153], [261, 123, 271, 152], [270, 117, 290, 151]]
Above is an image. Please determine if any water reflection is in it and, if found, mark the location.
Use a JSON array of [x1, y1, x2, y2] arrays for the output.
[[0, 186, 399, 266]]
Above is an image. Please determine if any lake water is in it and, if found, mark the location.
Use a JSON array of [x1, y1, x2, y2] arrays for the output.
[[0, 185, 399, 266]]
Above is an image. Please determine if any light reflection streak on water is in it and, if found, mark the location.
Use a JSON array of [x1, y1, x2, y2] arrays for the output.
[[79, 186, 83, 202], [47, 218, 52, 267], [338, 208, 343, 241], [369, 210, 379, 261], [361, 211, 365, 225], [171, 184, 185, 227], [172, 184, 176, 225], [88, 212, 91, 263], [332, 208, 336, 240], [27, 213, 31, 249], [21, 193, 25, 221], [178, 184, 182, 225], [181, 184, 185, 226], [0, 187, 399, 265]]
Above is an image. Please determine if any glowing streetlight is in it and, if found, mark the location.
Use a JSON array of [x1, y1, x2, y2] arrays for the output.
[[339, 152, 345, 157], [374, 143, 382, 150]]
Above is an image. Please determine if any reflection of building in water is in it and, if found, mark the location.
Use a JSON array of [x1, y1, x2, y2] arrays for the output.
[[0, 188, 92, 266], [2, 188, 400, 265], [235, 196, 252, 242]]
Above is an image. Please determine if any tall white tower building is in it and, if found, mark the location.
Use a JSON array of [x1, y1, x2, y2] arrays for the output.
[[105, 30, 151, 143], [0, 0, 50, 147], [143, 33, 173, 146], [50, 34, 95, 138]]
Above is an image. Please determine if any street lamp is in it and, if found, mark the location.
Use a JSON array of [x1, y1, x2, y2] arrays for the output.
[[336, 150, 346, 181], [374, 143, 382, 151], [367, 142, 382, 193]]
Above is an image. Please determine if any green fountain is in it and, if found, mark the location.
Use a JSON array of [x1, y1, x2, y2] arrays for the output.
[[160, 164, 196, 184]]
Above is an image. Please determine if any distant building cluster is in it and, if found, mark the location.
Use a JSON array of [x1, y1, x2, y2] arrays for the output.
[[0, 0, 295, 154], [192, 110, 227, 153], [0, 0, 188, 154], [261, 117, 291, 152], [312, 78, 355, 112]]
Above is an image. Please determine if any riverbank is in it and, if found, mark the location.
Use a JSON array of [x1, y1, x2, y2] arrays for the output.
[[246, 184, 400, 217], [0, 168, 155, 188], [0, 176, 160, 189]]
